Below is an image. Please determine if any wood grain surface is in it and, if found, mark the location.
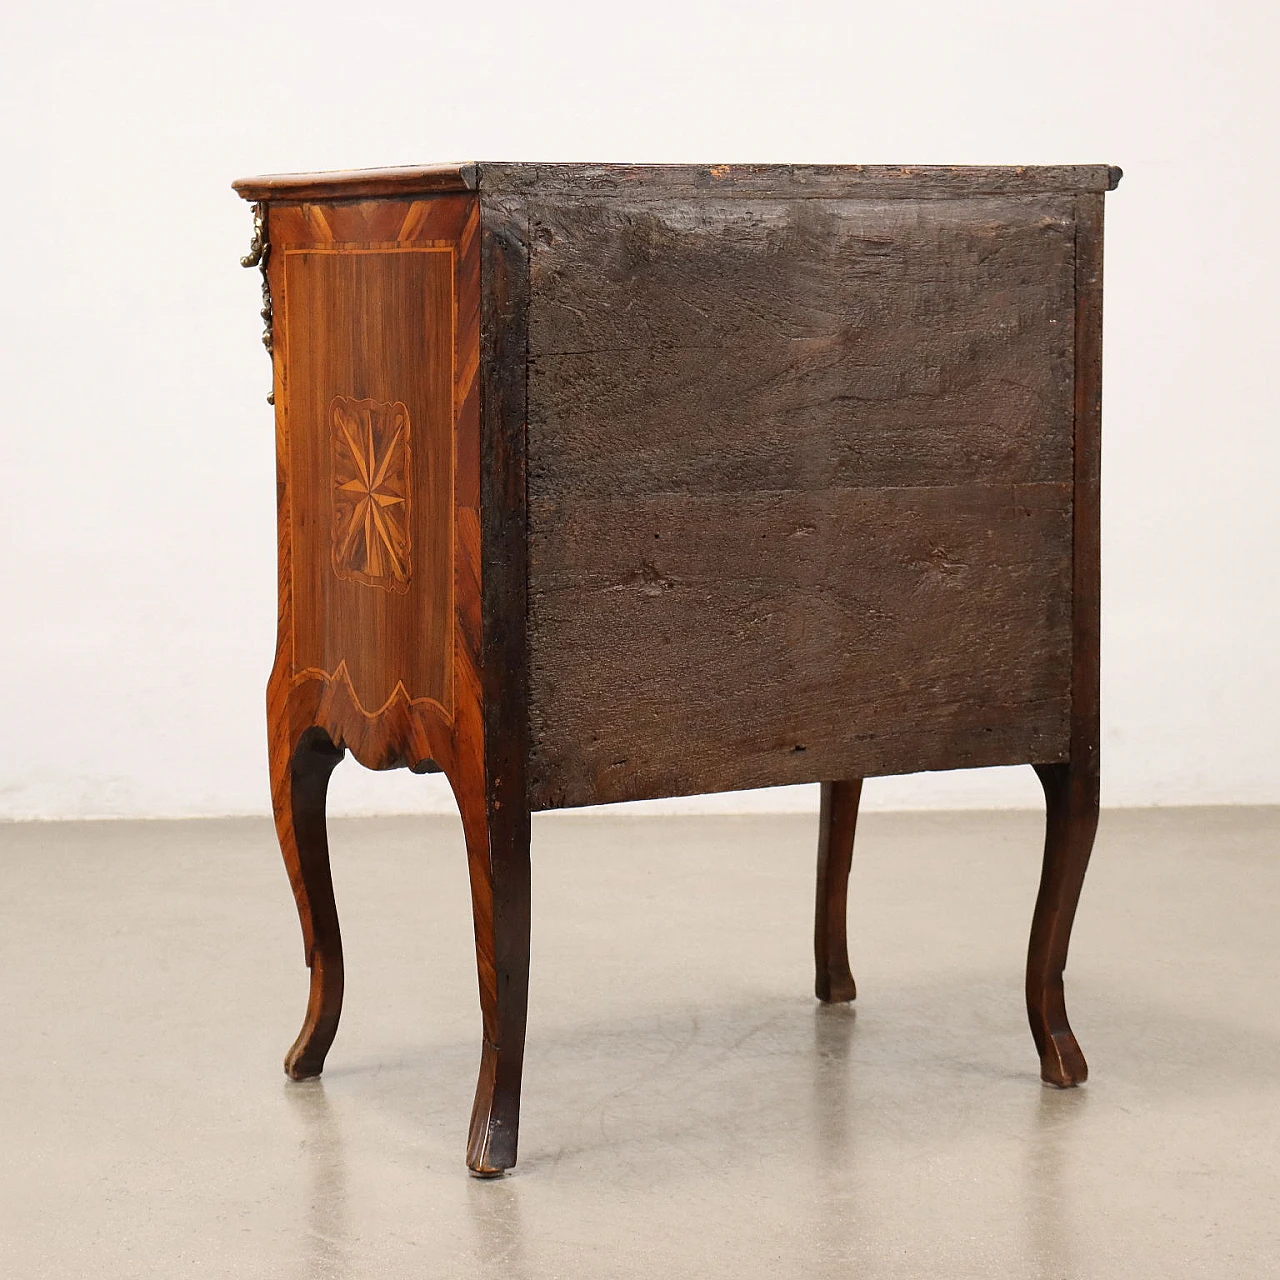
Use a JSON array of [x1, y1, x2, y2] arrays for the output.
[[524, 194, 1078, 808], [478, 162, 1121, 198], [234, 163, 1120, 203], [284, 246, 454, 715]]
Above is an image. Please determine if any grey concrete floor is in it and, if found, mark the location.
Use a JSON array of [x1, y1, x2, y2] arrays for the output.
[[0, 807, 1277, 1277]]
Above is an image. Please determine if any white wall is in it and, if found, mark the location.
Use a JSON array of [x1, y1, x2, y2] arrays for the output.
[[2, 1, 1276, 819]]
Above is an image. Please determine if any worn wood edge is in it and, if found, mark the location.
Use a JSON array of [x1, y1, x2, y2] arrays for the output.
[[233, 164, 479, 202], [478, 197, 532, 818], [477, 162, 1123, 197], [235, 163, 1122, 202], [527, 724, 1072, 812], [1070, 193, 1105, 774]]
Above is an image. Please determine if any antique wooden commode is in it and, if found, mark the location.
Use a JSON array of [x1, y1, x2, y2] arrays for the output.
[[233, 162, 1121, 1175]]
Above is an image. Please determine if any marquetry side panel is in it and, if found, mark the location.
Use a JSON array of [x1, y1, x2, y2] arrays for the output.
[[265, 195, 482, 777]]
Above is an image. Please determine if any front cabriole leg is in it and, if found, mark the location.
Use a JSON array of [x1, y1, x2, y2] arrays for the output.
[[269, 684, 346, 1081]]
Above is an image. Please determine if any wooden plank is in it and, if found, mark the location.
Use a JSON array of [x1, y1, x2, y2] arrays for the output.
[[526, 197, 1075, 497], [527, 196, 1076, 353], [1070, 193, 1106, 775], [526, 485, 1073, 808], [479, 197, 533, 822], [235, 163, 1123, 205], [531, 345, 1071, 494], [477, 163, 1122, 199]]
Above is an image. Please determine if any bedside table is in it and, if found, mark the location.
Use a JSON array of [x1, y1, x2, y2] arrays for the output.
[[233, 161, 1121, 1175]]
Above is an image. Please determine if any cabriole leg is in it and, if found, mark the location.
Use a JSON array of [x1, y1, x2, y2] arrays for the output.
[[815, 779, 863, 1003], [270, 716, 345, 1080], [1028, 761, 1099, 1087]]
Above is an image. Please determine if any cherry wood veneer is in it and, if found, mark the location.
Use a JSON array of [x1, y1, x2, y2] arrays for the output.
[[235, 162, 1120, 1175]]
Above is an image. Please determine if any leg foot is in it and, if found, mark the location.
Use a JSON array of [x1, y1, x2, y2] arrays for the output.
[[815, 779, 862, 1003], [1028, 762, 1099, 1087], [271, 720, 345, 1081], [467, 1040, 520, 1177]]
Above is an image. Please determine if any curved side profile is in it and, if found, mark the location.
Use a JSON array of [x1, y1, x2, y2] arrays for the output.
[[250, 188, 504, 1171], [814, 779, 863, 1003], [267, 678, 534, 1179], [1028, 760, 1099, 1086]]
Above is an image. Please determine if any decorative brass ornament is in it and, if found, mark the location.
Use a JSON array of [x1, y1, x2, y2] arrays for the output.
[[240, 202, 274, 403]]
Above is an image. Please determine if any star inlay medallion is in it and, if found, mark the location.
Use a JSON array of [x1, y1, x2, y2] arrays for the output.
[[329, 395, 413, 592]]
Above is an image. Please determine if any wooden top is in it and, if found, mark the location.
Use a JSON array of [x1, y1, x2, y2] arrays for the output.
[[233, 162, 1122, 202]]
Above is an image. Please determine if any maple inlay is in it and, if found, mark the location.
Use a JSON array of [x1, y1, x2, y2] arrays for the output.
[[330, 395, 413, 592]]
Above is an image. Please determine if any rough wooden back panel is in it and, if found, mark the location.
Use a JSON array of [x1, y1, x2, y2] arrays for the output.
[[523, 195, 1079, 808]]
